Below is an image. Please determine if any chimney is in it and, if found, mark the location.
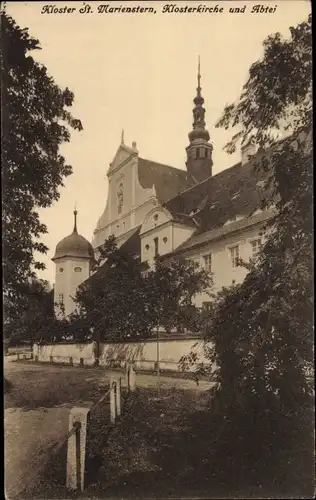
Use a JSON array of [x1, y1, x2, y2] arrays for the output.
[[241, 138, 256, 165]]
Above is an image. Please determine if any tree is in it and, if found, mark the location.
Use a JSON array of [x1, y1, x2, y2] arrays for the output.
[[72, 236, 151, 341], [71, 236, 212, 342], [144, 257, 211, 334], [4, 278, 63, 346], [1, 11, 83, 316], [183, 14, 313, 496]]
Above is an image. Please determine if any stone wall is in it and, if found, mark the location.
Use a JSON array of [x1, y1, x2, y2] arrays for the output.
[[33, 336, 211, 373]]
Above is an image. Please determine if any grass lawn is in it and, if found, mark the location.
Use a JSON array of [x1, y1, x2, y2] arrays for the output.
[[4, 362, 110, 411], [84, 387, 220, 499]]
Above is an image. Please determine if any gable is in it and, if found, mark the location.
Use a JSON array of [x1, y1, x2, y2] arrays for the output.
[[107, 144, 137, 176], [140, 207, 173, 235]]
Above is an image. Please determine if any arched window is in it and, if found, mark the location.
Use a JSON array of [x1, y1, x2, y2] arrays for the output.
[[117, 183, 123, 214]]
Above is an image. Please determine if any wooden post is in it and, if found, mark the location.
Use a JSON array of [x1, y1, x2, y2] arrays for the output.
[[80, 358, 84, 367], [66, 407, 90, 491], [35, 355, 38, 362], [115, 377, 121, 417], [156, 325, 160, 398], [110, 379, 116, 424], [17, 354, 20, 361], [69, 356, 73, 366], [75, 422, 81, 489], [129, 365, 136, 392], [50, 355, 53, 363], [126, 362, 130, 391]]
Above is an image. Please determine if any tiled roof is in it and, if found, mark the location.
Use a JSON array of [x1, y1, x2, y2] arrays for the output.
[[164, 210, 274, 256], [164, 154, 274, 233], [138, 158, 193, 204], [82, 226, 141, 287], [171, 212, 199, 228], [116, 225, 142, 248]]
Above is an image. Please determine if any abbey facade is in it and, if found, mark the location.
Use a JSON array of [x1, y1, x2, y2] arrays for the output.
[[53, 64, 274, 318]]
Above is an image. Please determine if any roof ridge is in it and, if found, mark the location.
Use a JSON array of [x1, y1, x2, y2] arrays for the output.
[[164, 160, 244, 204], [139, 157, 187, 174]]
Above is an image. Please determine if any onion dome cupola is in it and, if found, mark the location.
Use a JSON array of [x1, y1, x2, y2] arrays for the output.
[[186, 57, 213, 183], [52, 209, 94, 261]]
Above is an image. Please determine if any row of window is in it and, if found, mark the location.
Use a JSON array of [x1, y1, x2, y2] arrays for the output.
[[144, 236, 168, 256], [59, 267, 82, 273], [189, 147, 211, 160], [187, 238, 262, 272]]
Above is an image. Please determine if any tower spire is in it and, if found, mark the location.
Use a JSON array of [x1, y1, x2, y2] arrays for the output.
[[185, 58, 213, 183], [188, 56, 210, 143], [73, 204, 78, 233], [197, 55, 201, 96]]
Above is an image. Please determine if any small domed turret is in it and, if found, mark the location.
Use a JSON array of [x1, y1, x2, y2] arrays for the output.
[[52, 210, 94, 261], [52, 209, 95, 319]]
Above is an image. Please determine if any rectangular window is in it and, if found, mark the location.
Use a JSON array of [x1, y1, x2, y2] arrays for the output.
[[186, 258, 197, 268], [58, 293, 64, 304], [230, 245, 240, 268], [251, 238, 262, 258], [154, 237, 159, 257], [202, 301, 212, 312], [203, 253, 212, 272]]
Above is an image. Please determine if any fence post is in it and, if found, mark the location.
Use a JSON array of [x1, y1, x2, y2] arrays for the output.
[[110, 379, 117, 424], [115, 376, 121, 417], [69, 356, 73, 366], [129, 365, 136, 392], [35, 355, 38, 362], [17, 354, 20, 361], [66, 407, 90, 491], [50, 355, 53, 363], [80, 358, 84, 368]]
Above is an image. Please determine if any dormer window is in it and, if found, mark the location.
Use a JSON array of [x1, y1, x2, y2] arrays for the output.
[[117, 183, 123, 214]]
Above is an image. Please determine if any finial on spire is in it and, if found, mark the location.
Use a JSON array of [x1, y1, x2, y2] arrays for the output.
[[73, 204, 78, 233], [121, 129, 124, 144], [197, 55, 201, 90]]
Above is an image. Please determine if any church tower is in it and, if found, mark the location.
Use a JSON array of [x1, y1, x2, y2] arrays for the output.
[[186, 57, 213, 183], [52, 209, 95, 319]]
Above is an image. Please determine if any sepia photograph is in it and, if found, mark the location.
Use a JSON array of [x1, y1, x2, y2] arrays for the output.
[[2, 0, 313, 499]]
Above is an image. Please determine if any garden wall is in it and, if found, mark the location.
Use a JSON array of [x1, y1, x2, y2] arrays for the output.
[[33, 335, 210, 372]]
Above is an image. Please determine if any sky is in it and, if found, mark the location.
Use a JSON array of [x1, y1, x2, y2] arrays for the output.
[[6, 0, 311, 285]]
